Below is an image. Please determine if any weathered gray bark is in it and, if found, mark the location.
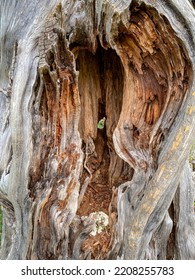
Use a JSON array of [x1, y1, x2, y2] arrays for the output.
[[0, 0, 195, 260]]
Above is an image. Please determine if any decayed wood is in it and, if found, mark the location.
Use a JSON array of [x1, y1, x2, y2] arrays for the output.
[[0, 0, 195, 260]]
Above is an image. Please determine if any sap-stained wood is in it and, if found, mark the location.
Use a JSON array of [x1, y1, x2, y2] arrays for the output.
[[0, 0, 195, 260]]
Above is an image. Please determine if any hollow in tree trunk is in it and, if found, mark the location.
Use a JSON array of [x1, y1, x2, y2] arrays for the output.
[[0, 0, 195, 260]]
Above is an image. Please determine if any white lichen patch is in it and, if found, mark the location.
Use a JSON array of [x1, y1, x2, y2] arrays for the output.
[[81, 211, 109, 236]]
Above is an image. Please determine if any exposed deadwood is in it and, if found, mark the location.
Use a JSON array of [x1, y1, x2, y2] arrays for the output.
[[0, 0, 195, 260], [174, 162, 195, 259]]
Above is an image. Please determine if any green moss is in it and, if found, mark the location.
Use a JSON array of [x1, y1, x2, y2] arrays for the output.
[[189, 142, 195, 163], [189, 139, 195, 161]]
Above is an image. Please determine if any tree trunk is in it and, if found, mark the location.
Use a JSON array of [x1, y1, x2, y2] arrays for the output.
[[0, 0, 195, 260]]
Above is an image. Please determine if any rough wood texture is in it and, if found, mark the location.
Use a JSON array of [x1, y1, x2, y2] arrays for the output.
[[0, 0, 195, 259]]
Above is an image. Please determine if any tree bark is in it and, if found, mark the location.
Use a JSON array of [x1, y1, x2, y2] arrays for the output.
[[0, 0, 195, 260]]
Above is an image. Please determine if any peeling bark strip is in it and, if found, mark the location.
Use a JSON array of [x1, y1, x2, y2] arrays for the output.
[[0, 0, 195, 260]]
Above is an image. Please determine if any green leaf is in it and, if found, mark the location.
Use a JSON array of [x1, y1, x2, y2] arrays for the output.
[[97, 117, 106, 130]]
